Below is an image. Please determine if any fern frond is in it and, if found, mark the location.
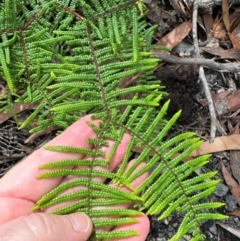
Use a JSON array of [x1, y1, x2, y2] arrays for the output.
[[0, 1, 226, 240]]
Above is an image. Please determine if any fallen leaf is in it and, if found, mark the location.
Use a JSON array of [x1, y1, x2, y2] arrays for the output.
[[229, 8, 240, 33], [217, 222, 240, 238], [0, 103, 36, 124], [228, 33, 240, 49], [222, 163, 240, 205], [214, 93, 229, 115], [201, 47, 240, 59], [222, 0, 230, 32], [229, 123, 240, 185], [213, 90, 231, 103], [212, 16, 226, 40], [229, 209, 240, 217], [195, 90, 231, 111], [156, 22, 192, 49], [190, 134, 240, 157], [25, 126, 59, 143], [227, 90, 240, 111], [203, 13, 213, 35]]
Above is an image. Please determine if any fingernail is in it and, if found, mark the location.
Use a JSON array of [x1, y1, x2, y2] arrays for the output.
[[69, 213, 91, 232]]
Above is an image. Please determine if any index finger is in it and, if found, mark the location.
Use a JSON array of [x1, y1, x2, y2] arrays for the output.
[[0, 115, 98, 201]]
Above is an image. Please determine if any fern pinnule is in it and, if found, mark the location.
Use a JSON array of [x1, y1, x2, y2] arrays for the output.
[[182, 202, 225, 213], [44, 146, 105, 156], [78, 208, 142, 217], [132, 6, 139, 62], [0, 47, 14, 93], [37, 169, 118, 180], [19, 101, 47, 129], [95, 230, 139, 240], [94, 217, 139, 228]]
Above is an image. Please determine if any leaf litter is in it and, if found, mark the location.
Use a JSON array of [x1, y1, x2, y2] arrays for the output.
[[148, 0, 240, 240]]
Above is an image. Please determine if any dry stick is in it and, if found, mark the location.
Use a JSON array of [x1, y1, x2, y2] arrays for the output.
[[151, 53, 240, 73], [193, 1, 216, 142]]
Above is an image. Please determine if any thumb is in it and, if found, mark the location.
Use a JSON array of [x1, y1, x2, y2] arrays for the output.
[[0, 212, 92, 241]]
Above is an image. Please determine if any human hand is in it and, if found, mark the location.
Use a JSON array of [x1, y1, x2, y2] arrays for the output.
[[0, 115, 150, 241]]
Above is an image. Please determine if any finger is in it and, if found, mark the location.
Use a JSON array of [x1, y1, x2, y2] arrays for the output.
[[0, 115, 98, 201], [0, 212, 92, 241], [0, 197, 34, 225]]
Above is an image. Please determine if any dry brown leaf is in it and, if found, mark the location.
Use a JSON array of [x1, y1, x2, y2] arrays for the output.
[[213, 90, 231, 103], [222, 0, 231, 32], [203, 13, 213, 35], [213, 90, 231, 115], [195, 90, 231, 108], [228, 209, 240, 217], [201, 47, 240, 59], [228, 33, 240, 49], [227, 90, 240, 111], [0, 103, 36, 124], [222, 163, 240, 205], [190, 134, 240, 157], [25, 126, 59, 143], [230, 8, 240, 33], [156, 22, 192, 49], [230, 148, 240, 185], [229, 123, 240, 185], [212, 16, 226, 40]]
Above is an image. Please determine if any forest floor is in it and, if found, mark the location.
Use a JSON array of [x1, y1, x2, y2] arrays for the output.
[[146, 1, 240, 240], [1, 0, 240, 240]]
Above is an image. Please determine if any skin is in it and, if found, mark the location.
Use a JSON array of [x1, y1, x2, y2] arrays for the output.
[[0, 115, 150, 241]]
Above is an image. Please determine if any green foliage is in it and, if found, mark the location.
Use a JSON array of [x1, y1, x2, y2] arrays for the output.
[[0, 1, 227, 241]]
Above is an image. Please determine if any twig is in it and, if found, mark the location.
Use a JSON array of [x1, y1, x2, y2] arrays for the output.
[[192, 1, 217, 143], [151, 52, 240, 73]]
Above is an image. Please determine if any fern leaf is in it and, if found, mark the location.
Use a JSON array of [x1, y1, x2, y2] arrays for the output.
[[0, 1, 226, 240]]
